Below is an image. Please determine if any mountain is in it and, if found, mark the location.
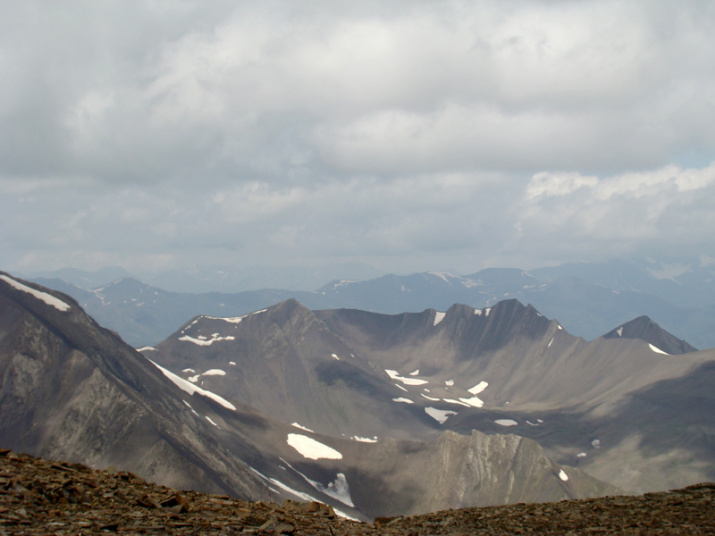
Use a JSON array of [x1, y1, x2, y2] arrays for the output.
[[28, 262, 386, 294], [0, 272, 275, 501], [148, 295, 715, 495], [318, 268, 714, 350], [603, 315, 698, 354], [29, 276, 332, 347], [532, 257, 715, 308], [28, 266, 133, 289], [0, 273, 614, 519]]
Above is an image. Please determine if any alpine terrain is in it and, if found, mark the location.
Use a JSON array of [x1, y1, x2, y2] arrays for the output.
[[0, 272, 618, 520]]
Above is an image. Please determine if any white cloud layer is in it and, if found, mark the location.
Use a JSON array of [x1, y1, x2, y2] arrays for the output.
[[1, 1, 714, 277]]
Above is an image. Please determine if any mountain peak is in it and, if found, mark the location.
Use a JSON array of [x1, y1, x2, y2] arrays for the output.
[[603, 315, 697, 354]]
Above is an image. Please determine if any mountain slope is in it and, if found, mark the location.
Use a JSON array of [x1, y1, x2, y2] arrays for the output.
[[0, 273, 274, 500]]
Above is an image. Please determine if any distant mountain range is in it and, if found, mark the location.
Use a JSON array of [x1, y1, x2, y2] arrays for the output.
[[30, 256, 715, 349]]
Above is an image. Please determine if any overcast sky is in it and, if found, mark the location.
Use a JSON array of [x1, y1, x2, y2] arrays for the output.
[[2, 1, 714, 280]]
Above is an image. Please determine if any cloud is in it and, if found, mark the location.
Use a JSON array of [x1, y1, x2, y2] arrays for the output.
[[509, 162, 715, 266], [0, 1, 714, 277]]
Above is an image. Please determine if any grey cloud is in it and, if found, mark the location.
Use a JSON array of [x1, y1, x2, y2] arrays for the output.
[[1, 1, 714, 276]]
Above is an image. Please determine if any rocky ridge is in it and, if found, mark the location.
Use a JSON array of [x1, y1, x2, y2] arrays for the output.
[[1, 449, 714, 535]]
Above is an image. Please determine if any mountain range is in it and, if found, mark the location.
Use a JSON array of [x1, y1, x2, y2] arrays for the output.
[[30, 256, 715, 350], [2, 271, 714, 519]]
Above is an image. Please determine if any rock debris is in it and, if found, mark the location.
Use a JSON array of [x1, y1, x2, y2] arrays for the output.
[[1, 448, 713, 535]]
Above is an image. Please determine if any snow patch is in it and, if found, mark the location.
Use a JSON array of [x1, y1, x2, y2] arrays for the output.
[[547, 338, 554, 348], [149, 360, 236, 410], [0, 275, 71, 312], [559, 469, 569, 481], [425, 407, 457, 424], [137, 346, 157, 352], [468, 381, 488, 395], [443, 398, 471, 407], [592, 439, 600, 448], [351, 436, 377, 443], [229, 361, 236, 366], [484, 308, 492, 317], [433, 311, 446, 326], [217, 315, 246, 323], [331, 353, 340, 360], [577, 452, 587, 458], [182, 368, 195, 373], [649, 343, 669, 355], [250, 468, 320, 503], [182, 400, 199, 417], [291, 422, 314, 433], [394, 383, 408, 392], [334, 508, 361, 522], [178, 334, 235, 346], [409, 369, 420, 376], [616, 327, 623, 337], [459, 396, 485, 408], [392, 397, 413, 404], [445, 379, 454, 386], [474, 309, 482, 316], [187, 374, 200, 383], [205, 416, 220, 428], [421, 393, 439, 401], [287, 434, 342, 460], [203, 369, 226, 376], [279, 457, 354, 507], [301, 471, 353, 507], [429, 271, 453, 283], [386, 369, 428, 386], [494, 419, 518, 427]]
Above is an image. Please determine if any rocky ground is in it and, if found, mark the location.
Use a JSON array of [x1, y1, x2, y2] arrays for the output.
[[1, 448, 713, 535]]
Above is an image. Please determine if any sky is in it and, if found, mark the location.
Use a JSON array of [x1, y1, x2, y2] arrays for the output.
[[1, 0, 714, 282]]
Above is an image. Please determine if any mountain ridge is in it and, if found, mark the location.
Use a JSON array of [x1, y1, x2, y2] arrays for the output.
[[32, 261, 713, 349]]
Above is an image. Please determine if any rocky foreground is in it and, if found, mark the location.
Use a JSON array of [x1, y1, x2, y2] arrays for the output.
[[1, 448, 713, 535]]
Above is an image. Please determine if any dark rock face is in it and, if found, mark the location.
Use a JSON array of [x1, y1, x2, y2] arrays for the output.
[[1, 449, 714, 535], [603, 315, 698, 354]]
